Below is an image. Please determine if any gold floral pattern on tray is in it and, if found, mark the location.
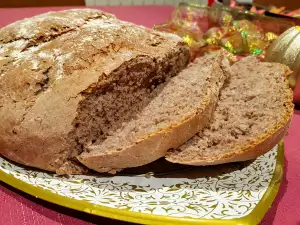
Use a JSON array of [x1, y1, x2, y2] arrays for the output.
[[0, 145, 278, 220]]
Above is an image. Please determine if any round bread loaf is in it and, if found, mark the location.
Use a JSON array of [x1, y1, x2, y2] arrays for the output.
[[0, 9, 190, 174]]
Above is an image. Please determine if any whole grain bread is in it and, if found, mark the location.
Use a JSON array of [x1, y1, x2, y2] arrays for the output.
[[77, 52, 229, 173], [0, 9, 190, 174], [166, 57, 294, 165]]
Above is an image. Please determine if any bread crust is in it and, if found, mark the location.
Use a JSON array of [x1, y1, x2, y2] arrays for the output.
[[78, 97, 216, 173], [168, 116, 292, 166]]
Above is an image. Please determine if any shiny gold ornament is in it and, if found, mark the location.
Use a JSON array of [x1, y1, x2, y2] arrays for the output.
[[265, 26, 300, 104], [182, 35, 195, 46], [221, 31, 245, 54], [204, 27, 224, 45], [219, 11, 233, 27], [233, 20, 259, 33], [265, 32, 278, 42], [245, 30, 268, 55]]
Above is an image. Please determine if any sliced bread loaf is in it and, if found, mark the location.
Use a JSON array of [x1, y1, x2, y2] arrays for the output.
[[77, 52, 229, 173], [166, 57, 294, 165], [0, 9, 190, 174]]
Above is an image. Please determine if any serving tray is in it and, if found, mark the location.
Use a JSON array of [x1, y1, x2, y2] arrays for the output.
[[0, 142, 284, 225]]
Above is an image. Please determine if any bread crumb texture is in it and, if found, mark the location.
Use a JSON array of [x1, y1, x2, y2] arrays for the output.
[[77, 52, 227, 173], [166, 57, 294, 164]]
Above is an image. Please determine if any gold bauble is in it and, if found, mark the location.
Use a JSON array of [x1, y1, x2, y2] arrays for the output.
[[265, 26, 300, 104]]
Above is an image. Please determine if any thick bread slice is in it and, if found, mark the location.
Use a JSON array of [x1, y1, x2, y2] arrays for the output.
[[77, 52, 229, 173], [166, 57, 294, 165], [0, 9, 190, 174]]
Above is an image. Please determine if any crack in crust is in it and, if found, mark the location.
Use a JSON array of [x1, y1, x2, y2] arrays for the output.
[[0, 10, 114, 44]]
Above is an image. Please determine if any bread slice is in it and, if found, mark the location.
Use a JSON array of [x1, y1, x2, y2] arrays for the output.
[[166, 57, 294, 165], [77, 52, 229, 173]]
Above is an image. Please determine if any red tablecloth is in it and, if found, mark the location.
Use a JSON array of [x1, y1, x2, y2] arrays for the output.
[[0, 5, 299, 225]]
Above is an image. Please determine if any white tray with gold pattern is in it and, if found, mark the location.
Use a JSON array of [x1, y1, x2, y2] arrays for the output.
[[0, 142, 284, 225]]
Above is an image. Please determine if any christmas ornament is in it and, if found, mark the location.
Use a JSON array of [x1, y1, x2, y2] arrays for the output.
[[265, 26, 300, 104]]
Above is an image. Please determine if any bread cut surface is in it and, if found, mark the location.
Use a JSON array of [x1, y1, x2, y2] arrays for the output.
[[0, 9, 190, 174], [166, 57, 294, 165], [77, 52, 228, 173]]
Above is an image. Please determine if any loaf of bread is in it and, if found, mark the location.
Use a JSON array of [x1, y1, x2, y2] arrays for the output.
[[78, 52, 228, 173], [166, 57, 294, 165], [0, 9, 190, 174], [0, 9, 294, 175]]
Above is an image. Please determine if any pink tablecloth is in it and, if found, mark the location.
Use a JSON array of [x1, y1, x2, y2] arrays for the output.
[[0, 5, 299, 225]]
